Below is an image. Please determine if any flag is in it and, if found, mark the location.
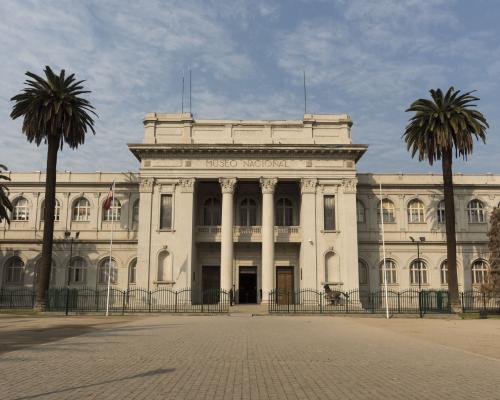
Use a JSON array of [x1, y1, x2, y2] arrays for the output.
[[103, 182, 114, 210]]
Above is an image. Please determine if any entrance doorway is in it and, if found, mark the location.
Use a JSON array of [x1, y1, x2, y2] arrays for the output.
[[202, 265, 220, 303], [276, 266, 294, 304], [238, 266, 257, 304]]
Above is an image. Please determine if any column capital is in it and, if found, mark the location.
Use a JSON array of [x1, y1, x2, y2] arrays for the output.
[[341, 178, 357, 194], [219, 177, 237, 194], [139, 178, 154, 193], [259, 177, 278, 194], [179, 178, 195, 193], [300, 178, 317, 194]]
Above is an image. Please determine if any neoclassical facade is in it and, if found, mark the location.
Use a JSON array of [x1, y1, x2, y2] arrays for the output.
[[0, 113, 497, 302]]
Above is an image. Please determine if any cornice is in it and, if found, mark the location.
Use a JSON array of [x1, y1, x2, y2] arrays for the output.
[[128, 143, 368, 162]]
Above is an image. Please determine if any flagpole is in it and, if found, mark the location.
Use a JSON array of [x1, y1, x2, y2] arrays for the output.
[[380, 183, 390, 319], [105, 181, 115, 317]]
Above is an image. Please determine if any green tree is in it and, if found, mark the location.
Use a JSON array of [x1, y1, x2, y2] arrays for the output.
[[0, 164, 13, 224], [484, 208, 500, 296], [10, 66, 96, 309], [403, 87, 488, 313]]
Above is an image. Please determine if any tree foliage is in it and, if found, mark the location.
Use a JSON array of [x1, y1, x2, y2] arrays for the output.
[[404, 87, 488, 163], [0, 164, 13, 224], [484, 208, 500, 295]]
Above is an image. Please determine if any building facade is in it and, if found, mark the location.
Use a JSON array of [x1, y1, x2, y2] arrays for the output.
[[0, 113, 497, 302]]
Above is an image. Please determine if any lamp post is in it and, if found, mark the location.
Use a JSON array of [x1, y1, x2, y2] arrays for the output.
[[410, 236, 425, 317], [64, 231, 80, 316]]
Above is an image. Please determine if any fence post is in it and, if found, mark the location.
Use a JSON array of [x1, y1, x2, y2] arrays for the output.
[[293, 291, 296, 313], [371, 292, 375, 314], [461, 292, 465, 312], [96, 290, 99, 312], [345, 292, 349, 313], [320, 291, 323, 314], [10, 290, 13, 309], [175, 291, 178, 313], [397, 292, 401, 314], [148, 291, 152, 313], [122, 290, 126, 315], [482, 291, 487, 313]]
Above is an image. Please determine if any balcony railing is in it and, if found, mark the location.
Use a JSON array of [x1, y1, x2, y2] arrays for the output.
[[195, 225, 301, 242]]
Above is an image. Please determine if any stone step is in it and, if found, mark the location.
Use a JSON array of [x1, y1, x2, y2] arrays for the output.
[[229, 304, 269, 316]]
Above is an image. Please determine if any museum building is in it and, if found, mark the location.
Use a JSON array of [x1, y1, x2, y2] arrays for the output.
[[0, 113, 497, 303]]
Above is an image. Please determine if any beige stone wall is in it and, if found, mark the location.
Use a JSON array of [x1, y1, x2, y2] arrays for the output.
[[1, 114, 497, 296]]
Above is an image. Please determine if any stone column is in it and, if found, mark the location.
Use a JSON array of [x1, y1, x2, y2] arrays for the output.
[[260, 177, 277, 303], [137, 178, 154, 290], [300, 178, 317, 290], [219, 178, 237, 291]]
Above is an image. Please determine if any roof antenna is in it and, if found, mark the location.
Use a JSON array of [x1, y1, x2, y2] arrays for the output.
[[181, 73, 185, 113], [303, 70, 307, 115], [189, 69, 192, 114]]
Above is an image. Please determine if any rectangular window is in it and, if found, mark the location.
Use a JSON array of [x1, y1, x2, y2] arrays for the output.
[[160, 194, 173, 230], [324, 196, 336, 230]]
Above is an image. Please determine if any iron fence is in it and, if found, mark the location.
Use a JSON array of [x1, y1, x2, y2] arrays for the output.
[[0, 287, 230, 314], [268, 288, 500, 315]]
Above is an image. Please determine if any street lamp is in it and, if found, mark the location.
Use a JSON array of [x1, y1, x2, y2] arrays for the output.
[[410, 236, 425, 317], [64, 231, 80, 315]]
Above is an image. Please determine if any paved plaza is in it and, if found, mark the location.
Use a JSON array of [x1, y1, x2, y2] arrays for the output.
[[1, 314, 500, 400]]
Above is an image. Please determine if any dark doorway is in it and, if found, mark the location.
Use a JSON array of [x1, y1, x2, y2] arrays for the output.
[[238, 266, 257, 304], [276, 266, 294, 305], [202, 265, 220, 304]]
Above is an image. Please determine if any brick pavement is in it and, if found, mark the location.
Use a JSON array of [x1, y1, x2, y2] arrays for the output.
[[1, 315, 500, 399]]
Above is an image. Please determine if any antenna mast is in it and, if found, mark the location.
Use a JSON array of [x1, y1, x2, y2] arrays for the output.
[[181, 74, 185, 113], [303, 70, 307, 114], [189, 69, 192, 114]]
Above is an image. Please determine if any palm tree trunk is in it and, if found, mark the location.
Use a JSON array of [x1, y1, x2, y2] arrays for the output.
[[35, 134, 58, 310], [442, 147, 461, 313]]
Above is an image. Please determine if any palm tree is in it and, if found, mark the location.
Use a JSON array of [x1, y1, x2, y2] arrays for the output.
[[10, 66, 96, 310], [0, 164, 13, 224], [403, 87, 488, 313]]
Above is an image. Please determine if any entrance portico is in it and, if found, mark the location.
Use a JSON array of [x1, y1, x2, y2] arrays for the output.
[[129, 112, 366, 300]]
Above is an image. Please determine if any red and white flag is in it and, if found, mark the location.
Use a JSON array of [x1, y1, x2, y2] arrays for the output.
[[103, 182, 114, 210]]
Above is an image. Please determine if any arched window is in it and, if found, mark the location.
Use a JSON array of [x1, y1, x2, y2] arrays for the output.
[[440, 260, 448, 285], [409, 259, 428, 285], [73, 197, 91, 221], [203, 197, 221, 225], [467, 200, 485, 223], [471, 260, 488, 285], [68, 257, 87, 284], [379, 259, 397, 285], [103, 198, 121, 221], [4, 257, 25, 284], [356, 200, 365, 223], [128, 258, 137, 285], [12, 197, 29, 221], [157, 251, 171, 282], [358, 261, 369, 285], [98, 258, 118, 285], [41, 199, 61, 222], [276, 198, 294, 226], [239, 198, 257, 226], [437, 200, 446, 224], [408, 199, 425, 223], [378, 199, 395, 224], [132, 199, 140, 229], [34, 258, 57, 286]]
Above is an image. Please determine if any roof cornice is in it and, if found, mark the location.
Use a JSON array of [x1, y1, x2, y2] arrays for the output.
[[127, 143, 368, 162]]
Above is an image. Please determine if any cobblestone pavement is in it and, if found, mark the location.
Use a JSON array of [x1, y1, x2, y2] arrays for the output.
[[2, 315, 500, 400]]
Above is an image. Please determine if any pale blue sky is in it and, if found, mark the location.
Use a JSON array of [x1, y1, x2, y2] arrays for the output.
[[1, 0, 499, 173]]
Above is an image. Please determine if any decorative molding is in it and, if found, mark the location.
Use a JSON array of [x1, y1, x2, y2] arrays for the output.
[[219, 178, 237, 194], [178, 178, 195, 193], [342, 178, 357, 194], [139, 178, 154, 193], [259, 177, 277, 194], [300, 178, 317, 194]]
